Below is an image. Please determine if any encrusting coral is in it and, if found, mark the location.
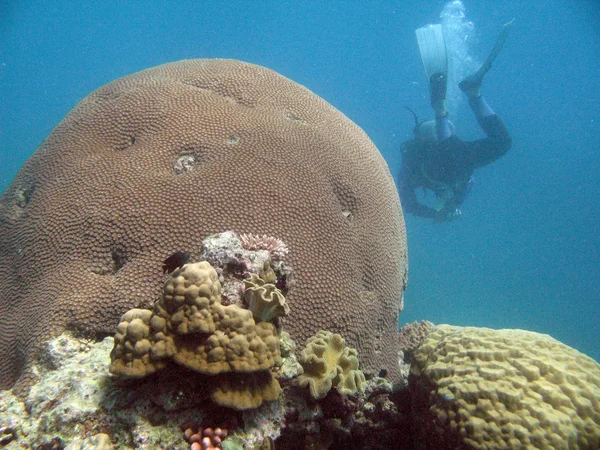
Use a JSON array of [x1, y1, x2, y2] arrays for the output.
[[110, 261, 282, 410], [298, 330, 366, 400], [410, 325, 600, 450]]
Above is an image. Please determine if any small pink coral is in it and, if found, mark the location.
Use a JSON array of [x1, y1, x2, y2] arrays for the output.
[[181, 421, 229, 450], [239, 233, 289, 260]]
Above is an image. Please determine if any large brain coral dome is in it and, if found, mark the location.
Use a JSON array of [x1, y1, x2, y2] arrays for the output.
[[0, 59, 408, 395]]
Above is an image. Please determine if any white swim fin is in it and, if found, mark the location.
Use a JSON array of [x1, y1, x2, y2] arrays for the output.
[[415, 24, 448, 83]]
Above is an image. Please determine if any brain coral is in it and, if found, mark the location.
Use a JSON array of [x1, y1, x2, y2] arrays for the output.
[[410, 325, 600, 450], [0, 59, 407, 395]]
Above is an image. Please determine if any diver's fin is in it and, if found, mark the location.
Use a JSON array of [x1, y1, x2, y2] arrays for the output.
[[415, 24, 448, 82], [459, 19, 514, 93]]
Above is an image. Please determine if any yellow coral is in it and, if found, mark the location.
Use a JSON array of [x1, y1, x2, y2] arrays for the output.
[[298, 330, 365, 399], [110, 262, 282, 410], [244, 273, 289, 322], [157, 261, 222, 334], [109, 309, 173, 378], [211, 371, 281, 410], [411, 325, 600, 450]]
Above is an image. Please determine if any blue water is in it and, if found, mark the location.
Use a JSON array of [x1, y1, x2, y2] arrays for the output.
[[1, 1, 599, 361]]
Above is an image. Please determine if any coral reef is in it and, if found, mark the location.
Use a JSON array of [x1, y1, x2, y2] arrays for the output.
[[0, 331, 412, 449], [0, 58, 407, 396], [276, 376, 411, 450], [397, 320, 434, 363], [410, 324, 600, 449], [5, 323, 597, 449], [199, 231, 292, 308], [110, 261, 282, 410], [0, 333, 223, 448], [298, 330, 366, 400]]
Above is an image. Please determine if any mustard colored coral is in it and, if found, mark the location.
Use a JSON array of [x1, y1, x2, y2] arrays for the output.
[[410, 325, 600, 450], [211, 371, 282, 410], [109, 308, 176, 378], [298, 330, 366, 399], [110, 261, 282, 410], [244, 273, 289, 322]]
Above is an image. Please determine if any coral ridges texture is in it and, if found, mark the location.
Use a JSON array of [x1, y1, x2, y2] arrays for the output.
[[0, 59, 407, 395], [410, 325, 600, 450]]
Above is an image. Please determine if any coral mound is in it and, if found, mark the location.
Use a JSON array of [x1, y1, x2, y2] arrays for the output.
[[410, 325, 600, 450], [110, 261, 282, 410], [298, 330, 366, 399], [0, 58, 407, 395]]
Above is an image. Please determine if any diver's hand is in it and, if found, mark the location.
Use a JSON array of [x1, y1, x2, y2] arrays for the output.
[[435, 208, 462, 223], [447, 208, 462, 221]]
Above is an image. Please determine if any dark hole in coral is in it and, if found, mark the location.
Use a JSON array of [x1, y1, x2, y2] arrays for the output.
[[378, 369, 388, 378], [109, 246, 128, 274], [130, 135, 136, 145], [173, 145, 213, 174], [275, 272, 290, 294], [285, 112, 305, 123], [175, 332, 211, 348], [361, 270, 376, 292], [331, 179, 358, 218]]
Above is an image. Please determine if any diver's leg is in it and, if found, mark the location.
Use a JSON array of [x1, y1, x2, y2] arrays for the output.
[[430, 73, 453, 141], [436, 114, 453, 141], [469, 94, 494, 119], [461, 73, 494, 120]]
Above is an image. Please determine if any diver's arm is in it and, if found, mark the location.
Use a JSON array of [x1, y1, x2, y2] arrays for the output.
[[398, 165, 441, 219], [436, 179, 471, 223], [403, 195, 441, 219], [446, 180, 471, 210], [467, 95, 512, 168]]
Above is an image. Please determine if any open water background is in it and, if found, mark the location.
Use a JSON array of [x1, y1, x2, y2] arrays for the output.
[[1, 1, 599, 361]]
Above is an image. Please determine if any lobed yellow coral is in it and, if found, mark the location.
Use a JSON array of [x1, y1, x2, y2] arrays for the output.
[[298, 330, 365, 400], [410, 325, 600, 450], [110, 262, 282, 410], [211, 371, 281, 410], [109, 308, 177, 378], [244, 273, 289, 322]]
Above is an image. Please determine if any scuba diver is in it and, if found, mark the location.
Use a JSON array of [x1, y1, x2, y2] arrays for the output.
[[398, 20, 513, 223]]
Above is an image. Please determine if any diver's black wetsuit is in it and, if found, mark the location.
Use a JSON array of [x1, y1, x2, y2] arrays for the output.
[[398, 109, 511, 220]]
